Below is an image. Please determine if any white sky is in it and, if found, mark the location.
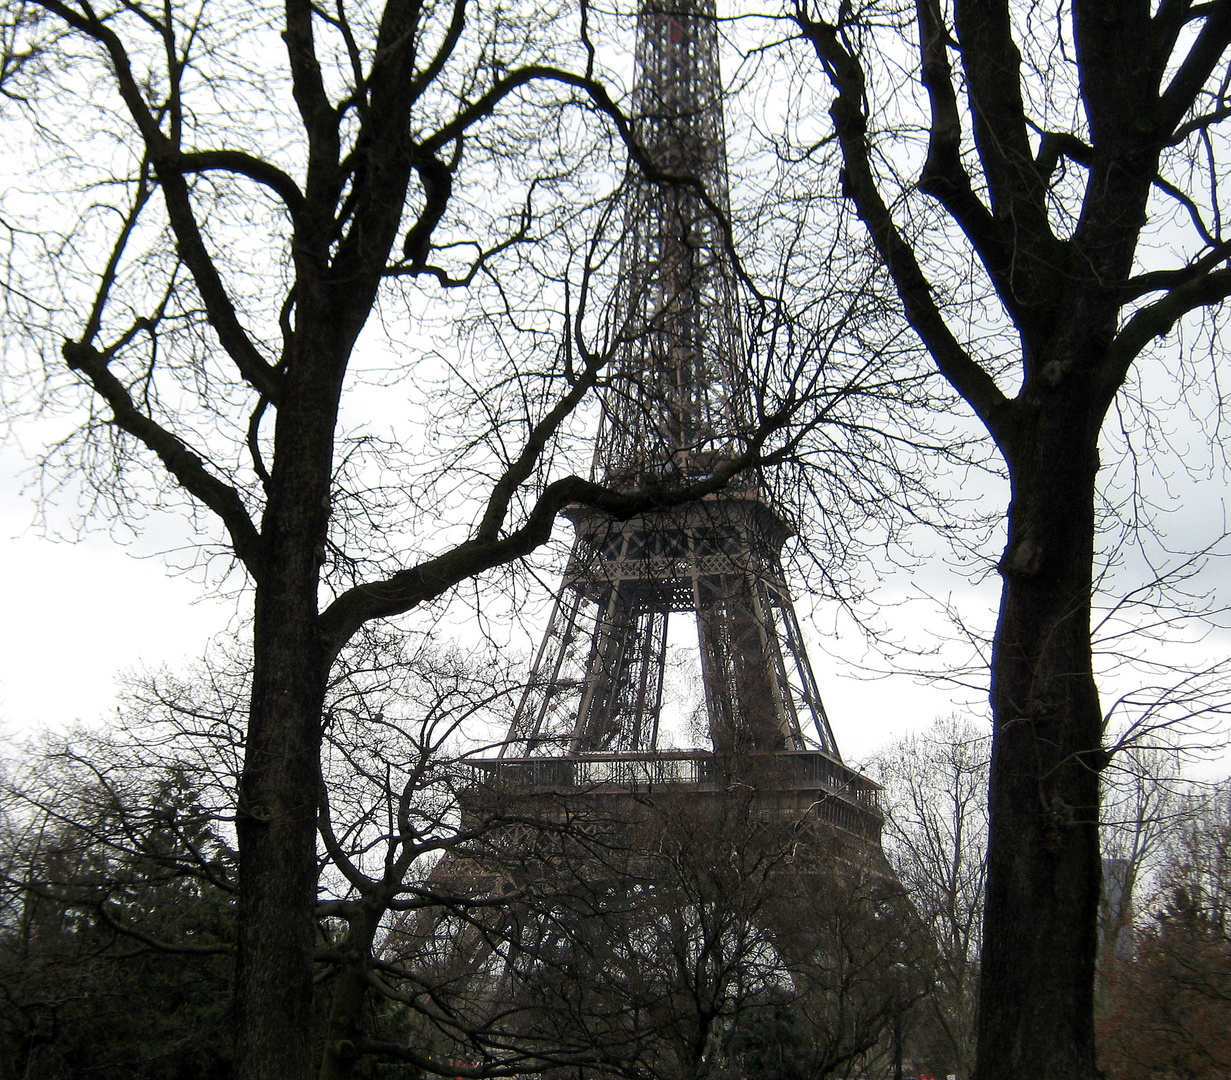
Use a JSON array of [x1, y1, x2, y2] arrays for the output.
[[0, 444, 238, 739], [5, 411, 1229, 774], [2, 2, 1228, 777], [0, 424, 977, 762]]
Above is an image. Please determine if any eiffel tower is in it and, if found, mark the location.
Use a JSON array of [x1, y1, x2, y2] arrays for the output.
[[387, 8, 895, 1055], [468, 0, 883, 845]]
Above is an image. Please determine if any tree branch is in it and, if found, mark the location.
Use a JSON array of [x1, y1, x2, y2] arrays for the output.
[[914, 0, 1029, 334], [179, 149, 306, 219], [473, 354, 606, 545], [952, 0, 1055, 257], [1120, 239, 1231, 300], [1102, 264, 1231, 404], [419, 64, 766, 299], [1158, 0, 1231, 134], [61, 337, 265, 576], [34, 0, 285, 405], [318, 420, 794, 656], [793, 6, 1013, 447]]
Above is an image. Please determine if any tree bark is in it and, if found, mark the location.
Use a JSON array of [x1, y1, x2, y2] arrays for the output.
[[235, 599, 328, 1080], [235, 372, 340, 1079], [975, 396, 1104, 1080]]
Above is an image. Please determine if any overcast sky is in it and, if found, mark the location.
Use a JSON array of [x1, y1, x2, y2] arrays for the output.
[[0, 423, 984, 763], [0, 441, 235, 740], [2, 8, 1229, 774], [7, 406, 1231, 773]]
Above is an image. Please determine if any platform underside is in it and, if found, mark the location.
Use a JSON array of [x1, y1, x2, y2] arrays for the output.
[[463, 748, 884, 847]]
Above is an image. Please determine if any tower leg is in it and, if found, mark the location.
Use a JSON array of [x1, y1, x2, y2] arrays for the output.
[[695, 573, 790, 755]]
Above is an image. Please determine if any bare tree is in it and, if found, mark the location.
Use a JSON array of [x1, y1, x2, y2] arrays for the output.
[[1097, 784, 1231, 1080], [1097, 741, 1204, 968], [426, 786, 928, 1080], [0, 637, 545, 1078], [869, 716, 989, 1077], [0, 727, 238, 1079], [775, 1, 1231, 1076], [3, 644, 928, 1080]]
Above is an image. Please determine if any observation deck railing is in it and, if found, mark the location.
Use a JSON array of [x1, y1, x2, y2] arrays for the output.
[[463, 748, 883, 841]]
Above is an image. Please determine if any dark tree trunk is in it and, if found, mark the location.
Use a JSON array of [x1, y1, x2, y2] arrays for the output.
[[235, 589, 331, 1078], [794, 4, 1231, 1078], [235, 599, 328, 1080], [974, 394, 1105, 1080], [318, 906, 382, 1080], [234, 371, 341, 1080]]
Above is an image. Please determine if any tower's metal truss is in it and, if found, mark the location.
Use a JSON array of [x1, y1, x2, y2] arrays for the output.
[[385, 5, 885, 1021], [596, 0, 748, 486], [501, 500, 841, 759], [496, 0, 850, 773]]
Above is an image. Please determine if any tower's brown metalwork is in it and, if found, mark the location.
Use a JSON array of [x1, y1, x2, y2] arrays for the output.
[[385, 14, 892, 1052], [474, 0, 881, 842]]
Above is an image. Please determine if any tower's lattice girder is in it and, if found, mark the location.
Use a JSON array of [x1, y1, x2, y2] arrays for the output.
[[496, 0, 854, 779], [501, 501, 841, 759], [386, 4, 889, 1035], [596, 0, 748, 486]]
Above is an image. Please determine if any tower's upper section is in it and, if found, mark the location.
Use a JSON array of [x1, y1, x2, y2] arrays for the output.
[[596, 0, 751, 488], [632, 0, 729, 181]]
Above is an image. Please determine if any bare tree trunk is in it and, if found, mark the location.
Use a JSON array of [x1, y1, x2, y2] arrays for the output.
[[975, 407, 1104, 1080], [791, 4, 1231, 1077], [235, 390, 338, 1080], [236, 612, 326, 1079], [318, 906, 383, 1080]]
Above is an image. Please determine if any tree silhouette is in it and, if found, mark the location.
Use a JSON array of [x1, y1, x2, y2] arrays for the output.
[[784, 2, 1231, 1076]]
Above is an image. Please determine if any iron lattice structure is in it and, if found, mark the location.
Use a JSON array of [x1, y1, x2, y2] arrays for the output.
[[593, 0, 747, 488], [483, 0, 880, 828], [385, 9, 888, 1027]]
